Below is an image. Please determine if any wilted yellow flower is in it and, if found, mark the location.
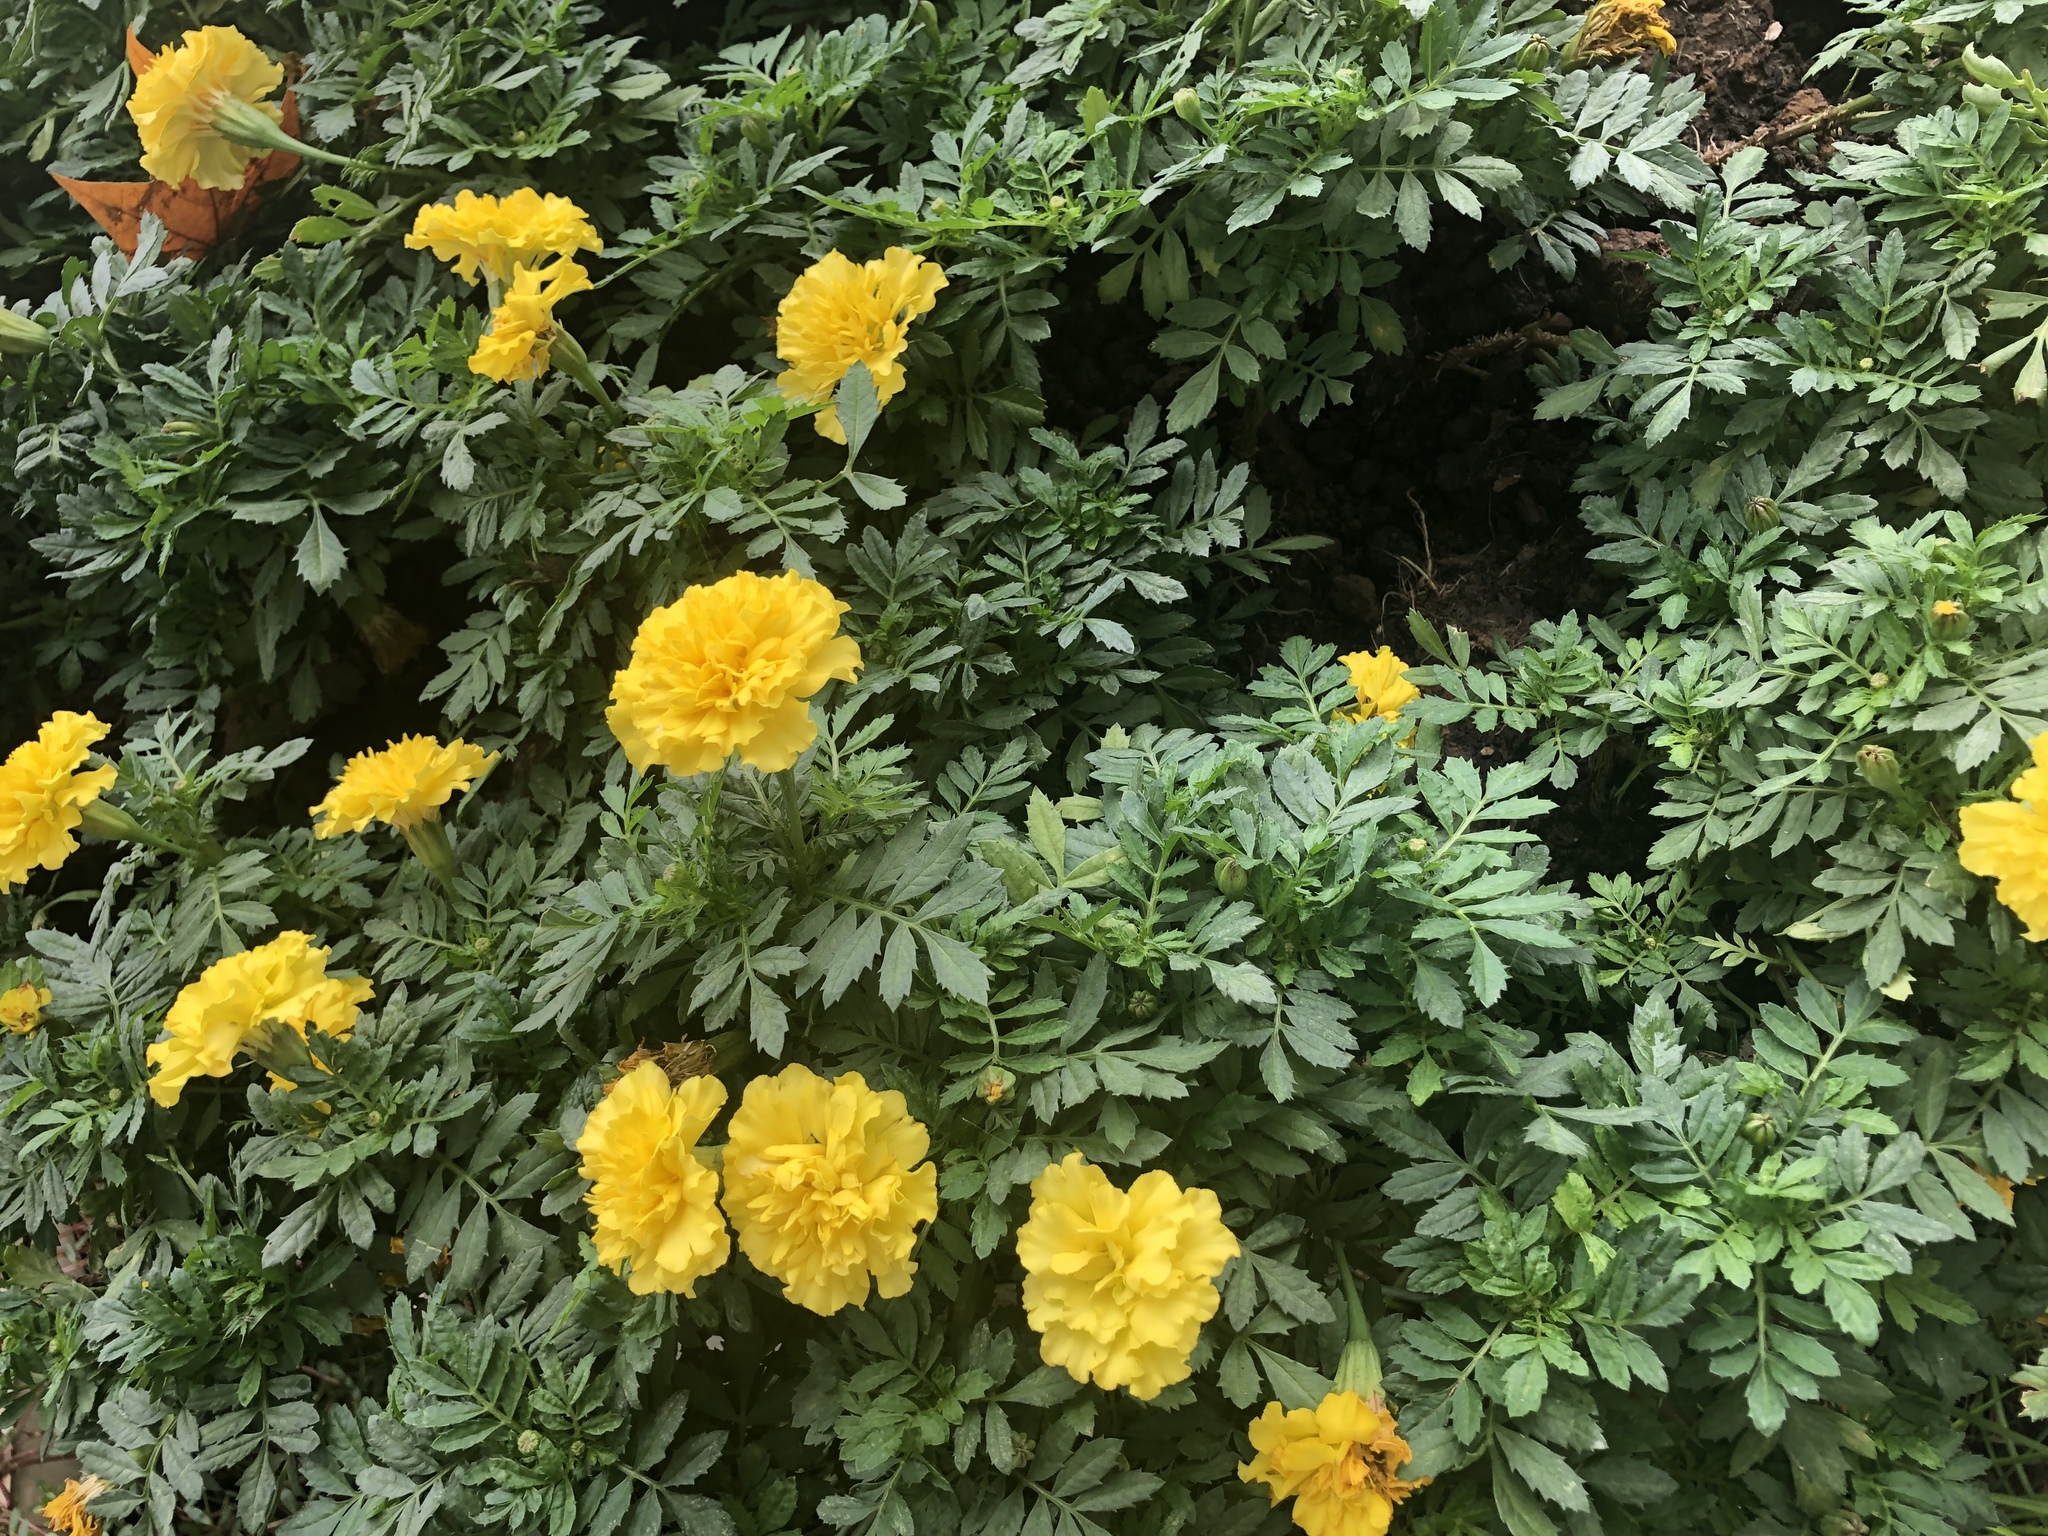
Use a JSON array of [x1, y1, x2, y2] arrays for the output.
[[41, 1475, 111, 1536], [469, 258, 593, 383], [606, 569, 862, 776], [146, 932, 373, 1107], [1563, 0, 1676, 61], [1016, 1152, 1240, 1399], [406, 188, 603, 291], [1960, 732, 2048, 941], [776, 247, 947, 442], [1240, 1391, 1429, 1536], [309, 736, 498, 837], [126, 26, 284, 190], [578, 1062, 731, 1295], [1338, 648, 1421, 725], [0, 983, 50, 1035], [722, 1063, 938, 1315], [0, 711, 118, 893]]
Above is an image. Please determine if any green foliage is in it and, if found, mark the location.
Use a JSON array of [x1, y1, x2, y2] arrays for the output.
[[2, 0, 2045, 1533]]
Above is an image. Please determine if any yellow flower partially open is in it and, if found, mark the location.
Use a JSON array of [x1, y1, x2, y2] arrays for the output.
[[606, 569, 862, 776], [469, 258, 593, 383], [0, 983, 51, 1035], [722, 1063, 938, 1315], [146, 932, 373, 1107], [0, 711, 118, 892], [126, 26, 284, 190], [310, 736, 498, 837], [42, 1475, 111, 1536], [1960, 731, 2048, 941], [406, 189, 603, 291], [578, 1062, 731, 1295], [775, 247, 947, 442], [1240, 1391, 1429, 1536], [1338, 648, 1421, 725], [1016, 1152, 1239, 1399]]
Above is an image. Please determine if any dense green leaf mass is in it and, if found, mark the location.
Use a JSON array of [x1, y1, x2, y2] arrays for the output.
[[0, 0, 2045, 1534]]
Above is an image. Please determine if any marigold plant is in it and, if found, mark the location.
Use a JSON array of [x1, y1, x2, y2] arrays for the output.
[[125, 26, 284, 189], [1015, 1153, 1239, 1399], [1240, 1392, 1427, 1536], [469, 257, 594, 381], [405, 188, 603, 291], [145, 931, 373, 1107], [578, 1061, 731, 1296], [606, 569, 862, 776], [0, 982, 48, 1034], [775, 247, 947, 441], [721, 1062, 938, 1315], [309, 735, 498, 836], [1338, 648, 1421, 725], [0, 712, 116, 892], [1959, 730, 2048, 940]]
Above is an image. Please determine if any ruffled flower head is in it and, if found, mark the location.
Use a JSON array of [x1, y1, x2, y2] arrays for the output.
[[578, 1061, 731, 1295], [1016, 1152, 1240, 1399], [310, 736, 498, 837], [1959, 731, 2048, 940], [126, 26, 284, 190], [1240, 1391, 1429, 1536], [0, 983, 51, 1035], [776, 247, 947, 442], [469, 258, 593, 382], [406, 189, 603, 291], [606, 569, 862, 776], [722, 1063, 938, 1315], [42, 1475, 112, 1536], [146, 932, 373, 1107], [1338, 649, 1421, 725], [0, 712, 118, 892]]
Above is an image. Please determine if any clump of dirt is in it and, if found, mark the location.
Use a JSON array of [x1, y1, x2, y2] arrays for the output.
[[1670, 0, 1859, 149]]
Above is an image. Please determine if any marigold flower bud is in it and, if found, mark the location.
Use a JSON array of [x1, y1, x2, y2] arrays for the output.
[[1744, 496, 1780, 531], [1856, 744, 1902, 796], [1930, 599, 1971, 640], [1516, 35, 1552, 69], [1214, 856, 1249, 898], [1127, 989, 1159, 1020], [0, 309, 51, 356], [1172, 87, 1205, 127], [977, 1063, 1016, 1104]]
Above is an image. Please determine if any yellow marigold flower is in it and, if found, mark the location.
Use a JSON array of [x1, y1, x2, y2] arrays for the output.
[[42, 1475, 112, 1536], [606, 569, 862, 776], [1959, 731, 2048, 941], [309, 735, 499, 837], [1338, 648, 1421, 725], [1563, 0, 1676, 61], [776, 247, 947, 442], [469, 258, 593, 383], [126, 26, 284, 191], [578, 1061, 731, 1296], [1240, 1391, 1429, 1536], [405, 188, 603, 290], [0, 983, 51, 1035], [1016, 1152, 1240, 1399], [146, 932, 373, 1108], [0, 711, 118, 893], [722, 1063, 938, 1315]]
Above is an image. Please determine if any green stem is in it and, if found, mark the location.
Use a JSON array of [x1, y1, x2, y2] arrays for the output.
[[780, 769, 808, 859]]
